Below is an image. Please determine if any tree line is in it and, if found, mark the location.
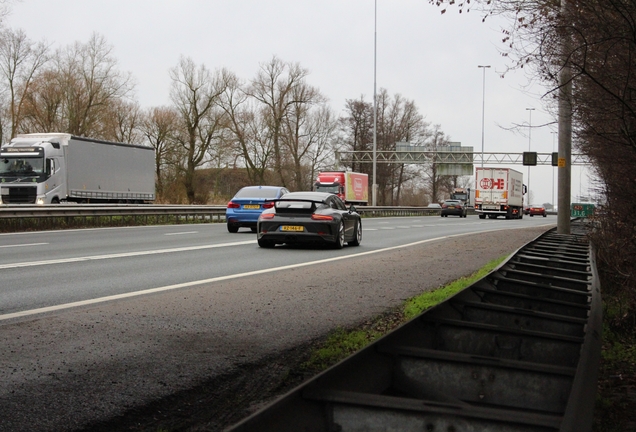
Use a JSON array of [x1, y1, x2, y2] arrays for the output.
[[0, 22, 465, 205]]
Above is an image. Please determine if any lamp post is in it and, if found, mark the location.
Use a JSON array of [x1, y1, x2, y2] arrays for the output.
[[372, 0, 378, 206], [526, 107, 535, 203], [478, 65, 490, 168], [551, 131, 557, 209]]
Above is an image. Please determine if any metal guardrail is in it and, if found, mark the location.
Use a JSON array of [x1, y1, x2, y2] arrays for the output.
[[0, 204, 228, 219], [0, 204, 556, 232], [0, 204, 442, 218], [226, 221, 601, 432]]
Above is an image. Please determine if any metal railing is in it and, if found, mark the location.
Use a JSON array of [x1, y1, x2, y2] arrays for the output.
[[0, 204, 451, 232]]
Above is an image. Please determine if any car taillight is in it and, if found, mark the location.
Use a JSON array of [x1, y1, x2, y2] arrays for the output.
[[262, 201, 274, 209], [311, 214, 334, 221], [260, 213, 275, 219], [442, 204, 448, 208], [227, 201, 240, 209]]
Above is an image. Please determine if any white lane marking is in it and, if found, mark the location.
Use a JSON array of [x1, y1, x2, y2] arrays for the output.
[[0, 241, 255, 270], [0, 243, 48, 249], [1, 222, 556, 321], [164, 231, 198, 236]]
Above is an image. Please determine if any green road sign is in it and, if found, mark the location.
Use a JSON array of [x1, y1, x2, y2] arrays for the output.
[[571, 203, 595, 217]]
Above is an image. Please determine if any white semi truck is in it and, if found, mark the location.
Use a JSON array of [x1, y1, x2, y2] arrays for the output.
[[0, 133, 155, 204], [475, 167, 525, 219]]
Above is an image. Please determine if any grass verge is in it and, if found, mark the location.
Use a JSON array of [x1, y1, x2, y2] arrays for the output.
[[302, 256, 507, 372]]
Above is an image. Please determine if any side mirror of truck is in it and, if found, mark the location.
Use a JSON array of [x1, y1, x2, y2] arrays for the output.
[[45, 159, 51, 177]]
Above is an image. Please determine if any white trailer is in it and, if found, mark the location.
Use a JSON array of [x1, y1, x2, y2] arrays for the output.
[[0, 133, 155, 204], [475, 167, 524, 219]]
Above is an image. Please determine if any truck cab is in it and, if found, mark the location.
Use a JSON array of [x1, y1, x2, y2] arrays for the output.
[[1, 138, 66, 204]]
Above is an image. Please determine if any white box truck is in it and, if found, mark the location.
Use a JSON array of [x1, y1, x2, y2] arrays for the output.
[[475, 167, 524, 219], [0, 133, 155, 204]]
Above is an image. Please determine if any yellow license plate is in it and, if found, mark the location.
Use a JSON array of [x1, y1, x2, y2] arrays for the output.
[[243, 204, 260, 209], [281, 226, 304, 232]]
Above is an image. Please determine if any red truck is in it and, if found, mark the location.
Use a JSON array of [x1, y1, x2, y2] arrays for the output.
[[314, 171, 368, 205]]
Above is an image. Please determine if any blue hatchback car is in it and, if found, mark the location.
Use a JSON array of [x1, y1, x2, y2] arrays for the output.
[[226, 185, 290, 233]]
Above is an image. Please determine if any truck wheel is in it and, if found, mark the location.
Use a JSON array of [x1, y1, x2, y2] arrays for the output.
[[479, 214, 486, 219]]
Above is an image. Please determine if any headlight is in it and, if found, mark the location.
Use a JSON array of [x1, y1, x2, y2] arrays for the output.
[[36, 197, 45, 205]]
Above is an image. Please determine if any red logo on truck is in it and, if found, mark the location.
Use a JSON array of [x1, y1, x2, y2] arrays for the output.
[[480, 178, 504, 189], [480, 178, 493, 189], [493, 179, 504, 189]]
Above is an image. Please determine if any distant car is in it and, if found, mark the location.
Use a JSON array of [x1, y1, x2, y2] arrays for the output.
[[441, 199, 467, 218], [527, 205, 547, 217], [523, 206, 531, 215], [226, 185, 290, 233], [427, 203, 442, 209], [256, 191, 362, 249]]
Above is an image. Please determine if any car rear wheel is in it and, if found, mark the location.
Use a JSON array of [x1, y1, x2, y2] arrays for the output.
[[333, 221, 345, 249], [257, 238, 275, 248], [227, 223, 239, 233], [349, 219, 362, 246]]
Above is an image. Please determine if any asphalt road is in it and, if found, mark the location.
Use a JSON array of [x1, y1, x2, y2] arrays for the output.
[[1, 215, 554, 318], [0, 215, 555, 431]]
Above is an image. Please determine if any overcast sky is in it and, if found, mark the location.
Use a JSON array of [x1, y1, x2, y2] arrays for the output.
[[5, 0, 595, 206]]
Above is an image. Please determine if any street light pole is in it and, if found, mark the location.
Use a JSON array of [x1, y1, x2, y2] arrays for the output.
[[478, 65, 490, 168], [372, 0, 378, 206], [526, 107, 535, 203], [551, 131, 557, 209]]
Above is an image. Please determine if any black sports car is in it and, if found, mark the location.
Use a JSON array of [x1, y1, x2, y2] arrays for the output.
[[256, 191, 362, 248]]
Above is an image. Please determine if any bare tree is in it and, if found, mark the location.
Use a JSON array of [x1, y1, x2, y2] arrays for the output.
[[57, 33, 134, 137], [247, 56, 311, 187], [216, 68, 272, 184], [18, 68, 64, 133], [101, 99, 143, 144], [374, 89, 429, 205], [280, 81, 330, 190], [301, 105, 340, 191], [422, 124, 452, 204], [340, 97, 374, 173], [170, 56, 226, 203], [20, 33, 134, 139], [140, 106, 180, 199], [0, 28, 49, 140]]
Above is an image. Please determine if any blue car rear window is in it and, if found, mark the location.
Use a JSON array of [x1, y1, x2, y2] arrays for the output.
[[234, 187, 281, 198]]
